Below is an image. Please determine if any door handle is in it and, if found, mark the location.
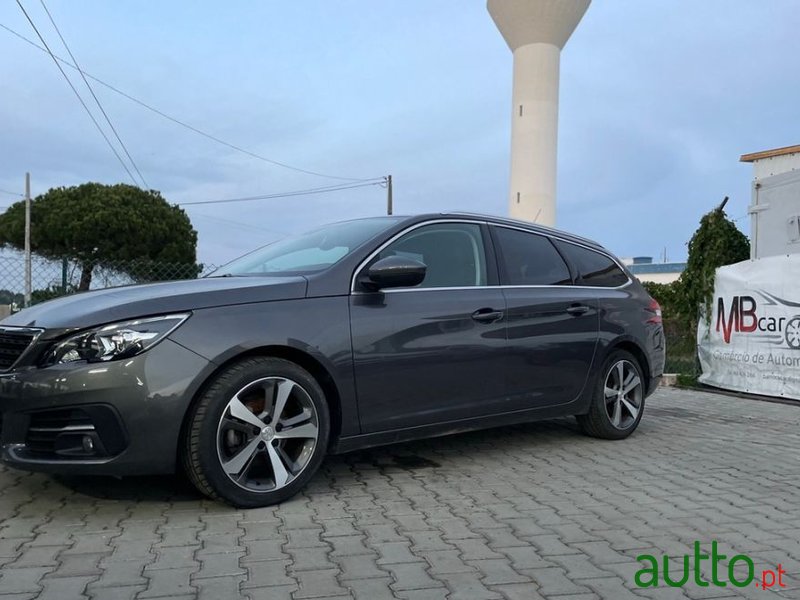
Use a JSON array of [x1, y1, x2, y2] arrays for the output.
[[566, 304, 590, 316], [471, 308, 504, 323]]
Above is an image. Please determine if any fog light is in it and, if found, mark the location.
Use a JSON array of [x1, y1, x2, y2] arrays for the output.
[[82, 435, 95, 453]]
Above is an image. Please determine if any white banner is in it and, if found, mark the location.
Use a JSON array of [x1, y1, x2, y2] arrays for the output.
[[698, 255, 800, 399]]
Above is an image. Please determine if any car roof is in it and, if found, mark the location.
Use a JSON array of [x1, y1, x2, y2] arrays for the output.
[[399, 212, 606, 252]]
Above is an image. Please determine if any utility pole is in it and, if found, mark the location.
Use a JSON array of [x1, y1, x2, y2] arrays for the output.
[[386, 175, 393, 216], [24, 172, 32, 308]]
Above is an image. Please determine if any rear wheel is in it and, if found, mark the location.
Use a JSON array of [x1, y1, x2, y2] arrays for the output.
[[183, 357, 329, 507], [577, 350, 644, 440]]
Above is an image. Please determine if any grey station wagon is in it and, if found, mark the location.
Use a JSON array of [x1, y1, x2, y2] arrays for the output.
[[0, 213, 665, 506]]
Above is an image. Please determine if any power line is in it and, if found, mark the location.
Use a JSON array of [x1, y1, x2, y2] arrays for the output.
[[0, 188, 23, 197], [38, 0, 148, 188], [188, 211, 288, 236], [0, 22, 378, 183], [14, 1, 140, 186], [177, 180, 385, 207]]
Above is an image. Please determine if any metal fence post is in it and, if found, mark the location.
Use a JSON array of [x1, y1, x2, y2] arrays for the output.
[[24, 173, 31, 308]]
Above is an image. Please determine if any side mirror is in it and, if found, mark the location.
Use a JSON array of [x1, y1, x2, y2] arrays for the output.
[[361, 256, 426, 290]]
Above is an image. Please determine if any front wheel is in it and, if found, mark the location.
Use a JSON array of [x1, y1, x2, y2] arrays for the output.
[[182, 357, 330, 507], [577, 350, 645, 440]]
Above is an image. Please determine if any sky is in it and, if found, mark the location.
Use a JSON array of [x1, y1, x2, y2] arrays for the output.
[[1, 0, 798, 267]]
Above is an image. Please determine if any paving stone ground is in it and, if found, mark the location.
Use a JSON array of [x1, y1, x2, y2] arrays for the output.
[[1, 387, 800, 599]]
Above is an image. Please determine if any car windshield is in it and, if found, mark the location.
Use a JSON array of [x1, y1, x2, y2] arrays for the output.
[[210, 217, 402, 276]]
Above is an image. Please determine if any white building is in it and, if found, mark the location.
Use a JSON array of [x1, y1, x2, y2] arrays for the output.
[[621, 144, 800, 284], [740, 144, 800, 259], [620, 257, 685, 285]]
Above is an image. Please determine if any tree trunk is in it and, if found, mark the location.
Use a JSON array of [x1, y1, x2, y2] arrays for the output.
[[78, 263, 93, 291]]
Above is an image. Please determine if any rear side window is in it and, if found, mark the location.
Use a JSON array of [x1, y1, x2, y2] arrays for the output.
[[493, 227, 571, 285], [554, 240, 628, 287]]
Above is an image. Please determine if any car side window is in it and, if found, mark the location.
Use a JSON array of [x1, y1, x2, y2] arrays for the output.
[[376, 223, 487, 288], [493, 227, 571, 285], [554, 240, 628, 287]]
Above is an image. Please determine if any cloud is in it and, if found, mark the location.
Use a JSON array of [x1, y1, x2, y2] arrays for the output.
[[1, 0, 797, 267]]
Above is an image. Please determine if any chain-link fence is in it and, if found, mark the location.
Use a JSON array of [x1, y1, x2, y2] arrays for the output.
[[0, 250, 219, 307], [663, 317, 700, 381]]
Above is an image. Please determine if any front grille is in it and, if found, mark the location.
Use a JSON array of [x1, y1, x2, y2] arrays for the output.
[[0, 328, 38, 370], [25, 408, 95, 456]]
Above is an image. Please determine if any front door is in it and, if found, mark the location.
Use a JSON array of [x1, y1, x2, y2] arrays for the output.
[[350, 222, 507, 433]]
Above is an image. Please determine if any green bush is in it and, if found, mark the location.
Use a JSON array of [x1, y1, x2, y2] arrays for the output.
[[31, 284, 78, 305], [640, 199, 750, 382], [679, 199, 750, 322], [0, 289, 23, 305]]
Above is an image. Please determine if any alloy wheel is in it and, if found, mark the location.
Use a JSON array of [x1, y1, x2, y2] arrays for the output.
[[604, 359, 642, 430], [216, 376, 319, 492]]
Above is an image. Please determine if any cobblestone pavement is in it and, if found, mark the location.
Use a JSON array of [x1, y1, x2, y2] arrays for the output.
[[1, 387, 800, 599]]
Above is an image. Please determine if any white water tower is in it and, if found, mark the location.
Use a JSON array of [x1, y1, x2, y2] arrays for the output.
[[488, 0, 591, 226]]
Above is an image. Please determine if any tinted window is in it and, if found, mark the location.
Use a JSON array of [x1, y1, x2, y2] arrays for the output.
[[555, 240, 628, 287], [377, 223, 487, 288], [493, 227, 571, 285]]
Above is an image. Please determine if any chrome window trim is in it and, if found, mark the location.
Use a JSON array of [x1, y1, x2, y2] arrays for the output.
[[0, 326, 45, 372], [349, 218, 632, 294], [349, 218, 489, 292], [355, 284, 629, 295]]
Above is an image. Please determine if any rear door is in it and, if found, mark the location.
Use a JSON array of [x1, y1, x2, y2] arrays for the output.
[[350, 221, 508, 433], [491, 225, 599, 408]]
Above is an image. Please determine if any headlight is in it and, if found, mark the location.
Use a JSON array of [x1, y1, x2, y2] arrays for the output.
[[44, 314, 190, 366]]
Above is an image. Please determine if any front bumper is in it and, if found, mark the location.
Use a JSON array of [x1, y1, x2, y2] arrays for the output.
[[0, 338, 212, 476]]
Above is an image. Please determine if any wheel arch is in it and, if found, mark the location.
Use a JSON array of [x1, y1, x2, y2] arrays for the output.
[[606, 337, 652, 392], [176, 345, 345, 471]]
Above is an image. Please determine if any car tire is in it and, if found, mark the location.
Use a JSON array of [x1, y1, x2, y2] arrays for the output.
[[577, 350, 645, 440], [182, 356, 330, 507]]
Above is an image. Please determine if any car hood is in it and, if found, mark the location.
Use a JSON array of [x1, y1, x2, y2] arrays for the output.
[[0, 276, 308, 335]]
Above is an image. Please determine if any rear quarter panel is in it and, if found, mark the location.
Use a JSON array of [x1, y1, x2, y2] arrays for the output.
[[594, 282, 665, 392]]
